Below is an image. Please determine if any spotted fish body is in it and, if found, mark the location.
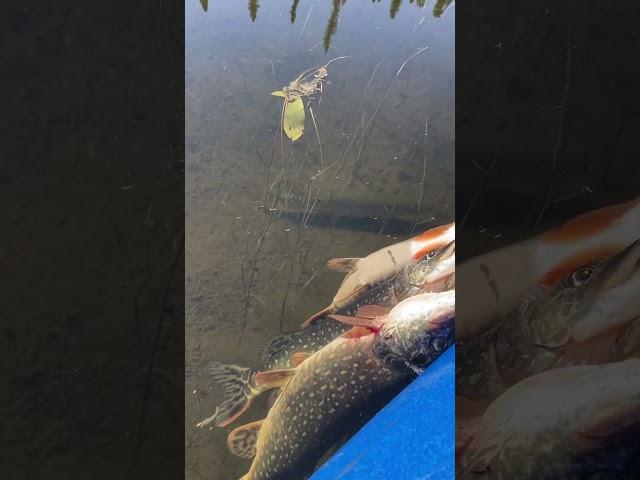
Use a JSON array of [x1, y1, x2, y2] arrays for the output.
[[200, 241, 455, 428], [240, 332, 406, 480], [457, 238, 640, 403], [237, 292, 456, 480]]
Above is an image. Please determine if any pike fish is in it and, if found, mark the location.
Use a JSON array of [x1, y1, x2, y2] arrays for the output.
[[231, 291, 455, 480], [302, 221, 455, 327], [458, 359, 640, 480], [457, 238, 640, 402], [199, 240, 455, 428], [457, 197, 640, 340]]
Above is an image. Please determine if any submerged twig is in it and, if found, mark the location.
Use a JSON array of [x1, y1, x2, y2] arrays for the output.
[[309, 106, 324, 181]]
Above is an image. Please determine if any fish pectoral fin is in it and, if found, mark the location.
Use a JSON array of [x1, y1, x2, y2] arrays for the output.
[[578, 403, 640, 441], [342, 326, 377, 339], [327, 257, 360, 273], [355, 304, 390, 319], [301, 306, 333, 329], [329, 314, 382, 330], [291, 351, 313, 367], [200, 362, 262, 428], [227, 419, 264, 459], [254, 368, 296, 389]]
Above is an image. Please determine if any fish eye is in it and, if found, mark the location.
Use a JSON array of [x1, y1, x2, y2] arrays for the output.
[[426, 251, 437, 259], [568, 266, 594, 287]]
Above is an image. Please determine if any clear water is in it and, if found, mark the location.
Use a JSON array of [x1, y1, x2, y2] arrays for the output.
[[185, 1, 454, 478]]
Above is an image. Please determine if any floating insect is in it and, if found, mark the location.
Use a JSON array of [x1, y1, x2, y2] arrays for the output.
[[271, 56, 348, 141]]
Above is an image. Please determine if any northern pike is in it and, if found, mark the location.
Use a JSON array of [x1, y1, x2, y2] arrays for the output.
[[231, 291, 455, 480], [302, 221, 455, 327], [458, 359, 640, 480], [457, 238, 640, 402], [457, 197, 640, 340], [198, 240, 456, 428]]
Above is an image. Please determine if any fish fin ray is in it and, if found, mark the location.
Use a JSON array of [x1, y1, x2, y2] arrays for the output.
[[327, 257, 360, 273], [254, 368, 296, 389], [329, 314, 382, 329], [227, 420, 264, 459], [342, 326, 376, 339], [291, 351, 313, 367], [355, 304, 390, 319], [200, 362, 261, 427]]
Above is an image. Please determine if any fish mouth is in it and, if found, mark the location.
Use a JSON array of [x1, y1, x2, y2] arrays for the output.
[[425, 240, 456, 284], [572, 238, 640, 342]]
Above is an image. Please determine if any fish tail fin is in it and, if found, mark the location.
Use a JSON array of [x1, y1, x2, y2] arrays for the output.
[[196, 362, 261, 428]]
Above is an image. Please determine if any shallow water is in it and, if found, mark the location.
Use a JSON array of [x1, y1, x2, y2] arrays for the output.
[[185, 1, 454, 478]]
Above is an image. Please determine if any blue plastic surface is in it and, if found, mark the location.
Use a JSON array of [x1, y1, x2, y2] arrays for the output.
[[311, 346, 455, 480]]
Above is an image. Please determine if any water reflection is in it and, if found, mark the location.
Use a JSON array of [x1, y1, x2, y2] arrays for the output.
[[249, 0, 259, 21], [198, 0, 454, 49]]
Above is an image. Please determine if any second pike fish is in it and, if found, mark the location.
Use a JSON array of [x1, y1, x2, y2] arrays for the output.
[[232, 291, 456, 480], [302, 222, 455, 327], [199, 240, 455, 428], [457, 238, 640, 402]]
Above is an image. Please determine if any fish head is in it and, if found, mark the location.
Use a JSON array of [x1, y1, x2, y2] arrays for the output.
[[373, 291, 455, 375], [408, 240, 456, 290], [496, 238, 640, 380]]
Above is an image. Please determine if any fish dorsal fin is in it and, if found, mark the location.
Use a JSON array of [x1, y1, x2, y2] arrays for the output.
[[329, 313, 382, 330], [327, 257, 360, 273], [578, 403, 640, 441], [227, 419, 264, 459], [260, 333, 293, 365], [291, 351, 313, 367], [355, 304, 389, 319], [254, 368, 296, 389]]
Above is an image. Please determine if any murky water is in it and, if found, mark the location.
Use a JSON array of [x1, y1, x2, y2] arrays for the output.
[[185, 1, 454, 478]]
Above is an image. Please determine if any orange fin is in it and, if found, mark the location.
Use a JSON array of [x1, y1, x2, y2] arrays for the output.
[[329, 314, 382, 330], [327, 257, 359, 273], [355, 304, 390, 319], [227, 419, 264, 459], [291, 351, 313, 367], [342, 326, 376, 339], [254, 368, 296, 389], [301, 305, 333, 329]]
